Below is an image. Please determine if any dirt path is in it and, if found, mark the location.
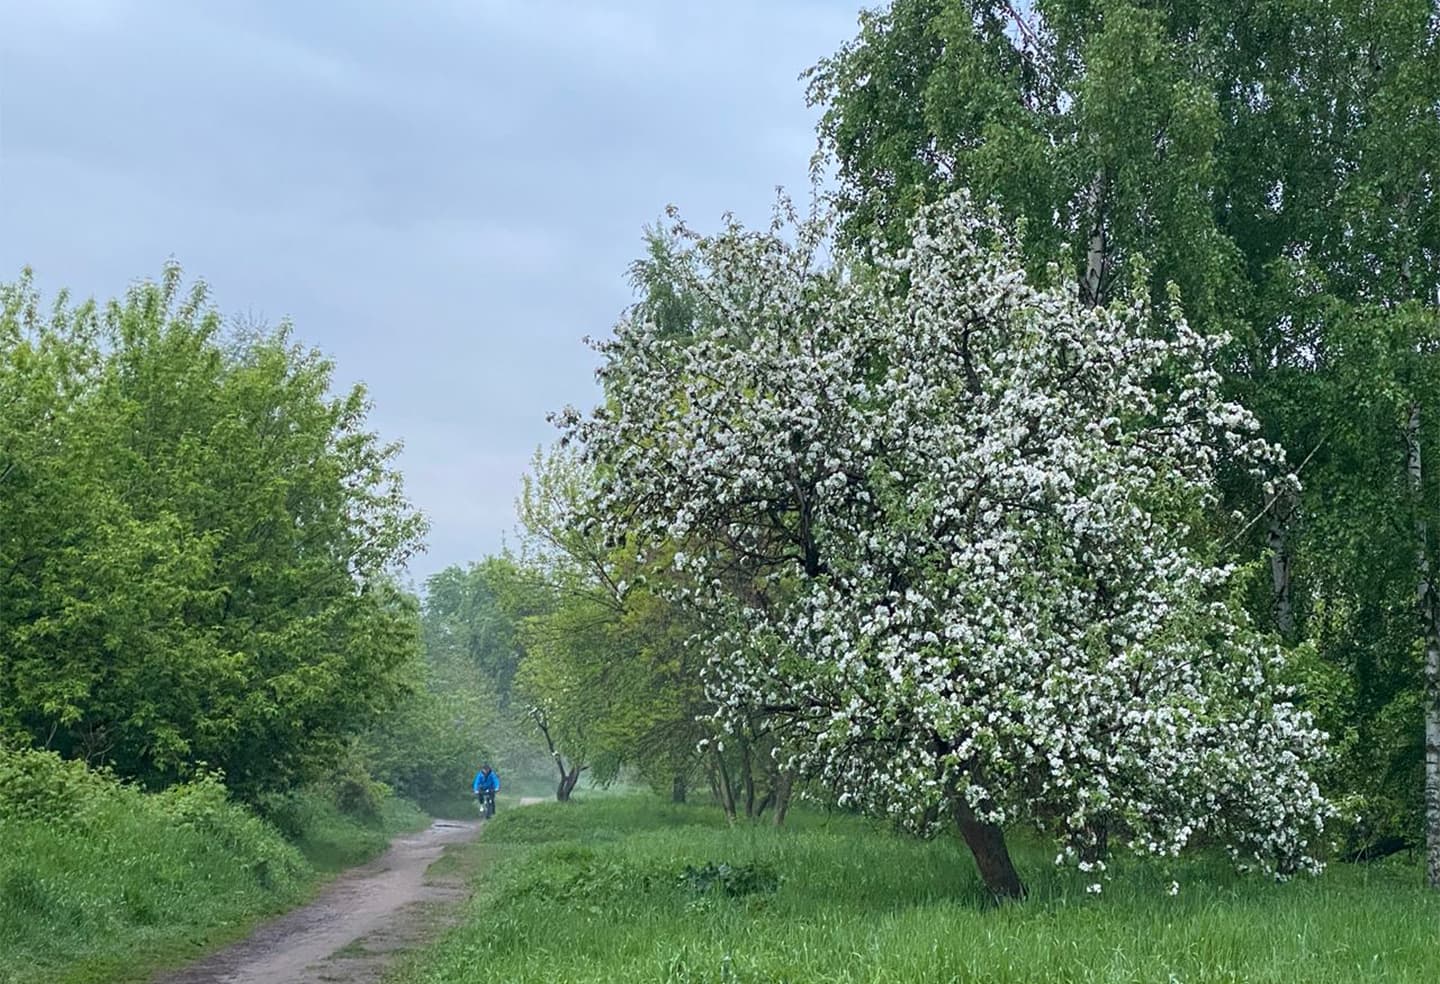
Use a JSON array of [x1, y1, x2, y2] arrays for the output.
[[156, 799, 544, 984]]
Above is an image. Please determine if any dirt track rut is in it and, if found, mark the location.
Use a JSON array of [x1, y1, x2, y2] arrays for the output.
[[154, 802, 536, 984]]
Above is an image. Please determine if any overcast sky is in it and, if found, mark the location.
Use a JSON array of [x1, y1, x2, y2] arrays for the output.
[[0, 0, 862, 585]]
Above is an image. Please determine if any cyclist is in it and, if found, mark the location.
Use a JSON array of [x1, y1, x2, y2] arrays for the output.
[[472, 763, 500, 818]]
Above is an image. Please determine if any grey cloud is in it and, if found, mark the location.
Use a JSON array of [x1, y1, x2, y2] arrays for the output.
[[0, 0, 861, 583]]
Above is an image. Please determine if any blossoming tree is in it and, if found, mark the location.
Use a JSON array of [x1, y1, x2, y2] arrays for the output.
[[562, 195, 1330, 900]]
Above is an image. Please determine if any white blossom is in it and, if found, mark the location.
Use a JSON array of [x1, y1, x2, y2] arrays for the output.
[[567, 193, 1330, 878]]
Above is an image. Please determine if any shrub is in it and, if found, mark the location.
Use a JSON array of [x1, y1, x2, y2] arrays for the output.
[[0, 744, 112, 826], [679, 860, 780, 899]]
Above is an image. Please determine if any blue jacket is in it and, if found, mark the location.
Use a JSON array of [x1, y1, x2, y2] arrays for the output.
[[473, 769, 500, 793]]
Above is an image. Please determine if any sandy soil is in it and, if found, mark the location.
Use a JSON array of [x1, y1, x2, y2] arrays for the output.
[[155, 798, 544, 984]]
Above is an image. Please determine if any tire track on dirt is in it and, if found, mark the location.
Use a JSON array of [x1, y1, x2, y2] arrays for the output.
[[156, 798, 543, 984]]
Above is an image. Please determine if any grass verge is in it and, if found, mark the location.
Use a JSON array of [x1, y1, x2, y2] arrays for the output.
[[0, 747, 427, 984], [388, 795, 1440, 984]]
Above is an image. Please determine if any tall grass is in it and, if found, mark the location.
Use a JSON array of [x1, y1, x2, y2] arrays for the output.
[[0, 746, 426, 984], [394, 796, 1440, 984]]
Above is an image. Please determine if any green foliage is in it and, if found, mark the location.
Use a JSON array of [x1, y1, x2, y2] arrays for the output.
[[0, 742, 111, 827], [257, 783, 428, 873], [393, 796, 1440, 984], [679, 860, 779, 900], [808, 0, 1440, 851], [0, 746, 306, 982], [414, 557, 557, 791], [0, 745, 426, 981], [0, 264, 426, 797], [510, 448, 711, 798], [359, 679, 496, 810], [424, 558, 526, 700]]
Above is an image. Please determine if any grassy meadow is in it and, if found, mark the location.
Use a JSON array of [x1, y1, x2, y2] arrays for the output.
[[391, 795, 1440, 984]]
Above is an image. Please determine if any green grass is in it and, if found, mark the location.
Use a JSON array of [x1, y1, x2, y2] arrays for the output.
[[389, 796, 1440, 984], [0, 749, 429, 984], [263, 788, 430, 873]]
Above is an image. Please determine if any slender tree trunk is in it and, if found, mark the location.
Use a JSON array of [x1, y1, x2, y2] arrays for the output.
[[714, 748, 737, 822], [1079, 170, 1110, 309], [741, 741, 757, 819], [1427, 640, 1440, 889], [772, 769, 794, 828], [1076, 171, 1117, 866], [531, 707, 584, 803], [1404, 404, 1440, 889], [671, 773, 687, 804], [1267, 487, 1297, 638], [951, 796, 1026, 902]]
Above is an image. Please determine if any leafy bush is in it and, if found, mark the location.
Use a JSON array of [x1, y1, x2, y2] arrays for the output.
[[323, 750, 392, 823], [155, 773, 308, 887], [679, 860, 779, 899], [0, 751, 308, 981], [0, 744, 111, 826]]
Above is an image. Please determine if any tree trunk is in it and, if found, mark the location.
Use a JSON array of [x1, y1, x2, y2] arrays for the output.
[[741, 741, 757, 819], [1267, 487, 1297, 638], [1426, 649, 1439, 889], [1079, 170, 1110, 309], [1076, 823, 1109, 865], [557, 764, 581, 802], [951, 797, 1026, 902], [772, 769, 794, 828], [671, 773, 687, 804], [714, 748, 737, 822], [1404, 404, 1440, 890]]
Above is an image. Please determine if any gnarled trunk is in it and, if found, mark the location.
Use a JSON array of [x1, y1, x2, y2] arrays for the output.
[[557, 764, 582, 802], [951, 797, 1026, 902], [531, 706, 585, 804]]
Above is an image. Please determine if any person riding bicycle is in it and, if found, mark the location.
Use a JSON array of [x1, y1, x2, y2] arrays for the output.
[[472, 763, 500, 817]]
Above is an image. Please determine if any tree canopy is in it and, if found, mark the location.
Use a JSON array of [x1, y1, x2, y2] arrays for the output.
[[563, 194, 1329, 898], [0, 265, 426, 797]]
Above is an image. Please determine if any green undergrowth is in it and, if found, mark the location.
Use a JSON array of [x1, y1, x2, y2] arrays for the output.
[[390, 795, 1440, 984], [0, 745, 426, 984]]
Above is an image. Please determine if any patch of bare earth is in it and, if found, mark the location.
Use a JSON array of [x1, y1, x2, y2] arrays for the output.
[[155, 799, 543, 984]]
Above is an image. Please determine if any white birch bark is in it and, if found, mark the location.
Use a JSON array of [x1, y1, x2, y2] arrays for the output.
[[1404, 404, 1440, 889], [1080, 171, 1109, 309]]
